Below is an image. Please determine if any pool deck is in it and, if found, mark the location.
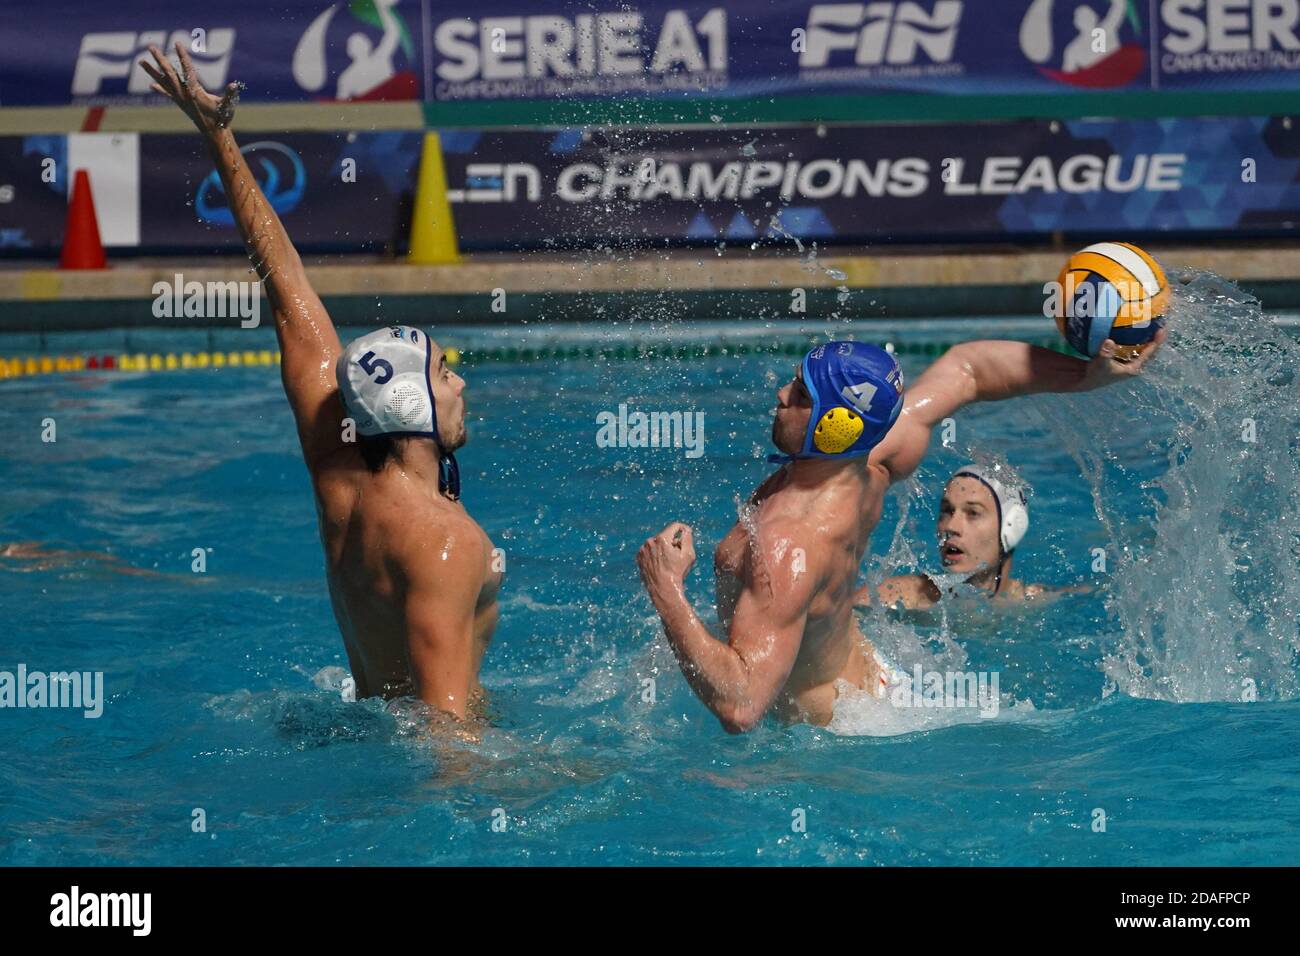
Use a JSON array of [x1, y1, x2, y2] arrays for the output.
[[1, 243, 1297, 332]]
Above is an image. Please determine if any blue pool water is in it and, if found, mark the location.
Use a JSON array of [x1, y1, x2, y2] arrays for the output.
[[2, 278, 1299, 865]]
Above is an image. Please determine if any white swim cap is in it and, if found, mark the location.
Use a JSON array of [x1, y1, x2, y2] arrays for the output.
[[951, 465, 1029, 553], [336, 326, 438, 438]]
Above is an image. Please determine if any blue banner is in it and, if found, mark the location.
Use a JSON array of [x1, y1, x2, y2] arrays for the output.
[[1154, 0, 1300, 90], [2, 1, 1298, 107], [0, 0, 424, 106], [0, 131, 423, 254], [435, 117, 1300, 246], [424, 0, 1150, 101], [3, 117, 1298, 255]]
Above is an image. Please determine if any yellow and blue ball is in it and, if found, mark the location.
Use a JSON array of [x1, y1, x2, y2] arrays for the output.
[[1052, 241, 1168, 361]]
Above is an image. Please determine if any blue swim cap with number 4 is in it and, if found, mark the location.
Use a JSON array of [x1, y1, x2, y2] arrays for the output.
[[770, 341, 905, 463]]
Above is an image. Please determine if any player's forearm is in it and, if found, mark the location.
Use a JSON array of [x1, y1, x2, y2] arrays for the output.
[[202, 127, 308, 316], [649, 587, 756, 730]]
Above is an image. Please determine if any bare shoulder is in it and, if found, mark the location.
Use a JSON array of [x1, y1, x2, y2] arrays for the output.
[[878, 574, 940, 610], [385, 505, 490, 601], [867, 415, 929, 484], [313, 454, 488, 588], [1020, 582, 1086, 605], [761, 512, 831, 557], [865, 457, 893, 486]]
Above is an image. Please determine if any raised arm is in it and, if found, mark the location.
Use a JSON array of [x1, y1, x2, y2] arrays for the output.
[[374, 0, 402, 62], [869, 332, 1165, 482], [140, 42, 345, 469], [1102, 0, 1127, 32], [637, 522, 815, 733]]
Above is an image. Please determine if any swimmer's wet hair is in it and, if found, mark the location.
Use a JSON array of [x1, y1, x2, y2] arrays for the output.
[[357, 433, 398, 472]]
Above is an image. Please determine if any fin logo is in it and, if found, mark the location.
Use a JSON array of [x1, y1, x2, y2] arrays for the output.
[[800, 2, 964, 69], [195, 142, 306, 226], [72, 30, 235, 97], [293, 0, 418, 101], [1019, 0, 1146, 87]]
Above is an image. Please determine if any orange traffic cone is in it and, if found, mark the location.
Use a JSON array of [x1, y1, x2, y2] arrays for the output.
[[60, 169, 107, 270]]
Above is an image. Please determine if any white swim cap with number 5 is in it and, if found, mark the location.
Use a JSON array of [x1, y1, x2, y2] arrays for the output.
[[336, 326, 439, 438]]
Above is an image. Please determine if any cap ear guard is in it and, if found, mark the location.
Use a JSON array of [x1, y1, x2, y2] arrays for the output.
[[379, 374, 433, 431], [1000, 488, 1029, 552], [812, 407, 865, 454]]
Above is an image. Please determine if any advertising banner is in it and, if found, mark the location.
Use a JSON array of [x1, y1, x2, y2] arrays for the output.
[[439, 118, 1300, 247], [2, 117, 1297, 255], [0, 131, 423, 253], [0, 0, 424, 107], [2, 1, 1298, 107]]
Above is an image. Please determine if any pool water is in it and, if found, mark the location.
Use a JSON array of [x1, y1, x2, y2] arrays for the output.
[[2, 279, 1298, 865]]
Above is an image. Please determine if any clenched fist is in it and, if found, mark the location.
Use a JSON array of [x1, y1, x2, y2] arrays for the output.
[[637, 522, 697, 603]]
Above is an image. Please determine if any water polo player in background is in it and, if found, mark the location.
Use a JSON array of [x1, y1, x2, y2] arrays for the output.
[[140, 44, 501, 725], [855, 464, 1085, 611]]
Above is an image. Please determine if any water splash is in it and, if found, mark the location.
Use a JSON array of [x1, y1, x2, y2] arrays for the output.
[[825, 674, 1040, 737], [766, 217, 849, 287], [311, 664, 356, 701], [1029, 270, 1300, 702]]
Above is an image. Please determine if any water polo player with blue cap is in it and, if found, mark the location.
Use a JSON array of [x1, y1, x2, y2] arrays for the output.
[[638, 333, 1160, 732]]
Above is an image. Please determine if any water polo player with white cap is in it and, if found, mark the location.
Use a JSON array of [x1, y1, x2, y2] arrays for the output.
[[337, 326, 464, 498], [322, 325, 501, 718], [864, 463, 1092, 610], [143, 38, 499, 725], [943, 465, 1030, 594]]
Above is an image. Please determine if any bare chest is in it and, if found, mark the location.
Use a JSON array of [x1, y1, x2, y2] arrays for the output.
[[713, 523, 748, 626]]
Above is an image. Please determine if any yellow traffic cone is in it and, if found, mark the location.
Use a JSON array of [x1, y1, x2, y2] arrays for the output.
[[408, 131, 461, 265]]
